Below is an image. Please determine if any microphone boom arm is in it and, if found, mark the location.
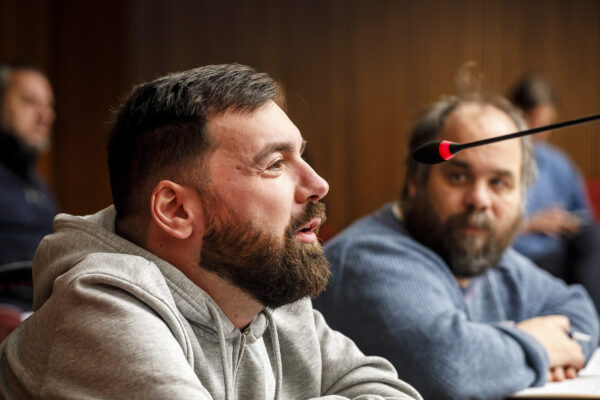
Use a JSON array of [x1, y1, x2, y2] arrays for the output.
[[412, 112, 600, 164]]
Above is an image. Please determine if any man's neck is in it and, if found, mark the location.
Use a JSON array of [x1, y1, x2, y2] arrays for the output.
[[456, 277, 472, 288]]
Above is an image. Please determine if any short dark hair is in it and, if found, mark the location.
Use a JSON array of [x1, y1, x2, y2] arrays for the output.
[[508, 73, 558, 112], [401, 93, 537, 203], [107, 64, 282, 220], [0, 61, 44, 110]]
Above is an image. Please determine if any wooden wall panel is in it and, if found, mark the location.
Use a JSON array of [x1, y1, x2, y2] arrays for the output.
[[50, 0, 131, 214], [0, 2, 49, 61], [2, 0, 599, 230]]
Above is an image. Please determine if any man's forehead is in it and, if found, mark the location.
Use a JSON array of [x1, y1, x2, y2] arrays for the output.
[[440, 103, 522, 176], [11, 70, 48, 86], [443, 103, 518, 142], [206, 101, 302, 151], [9, 70, 54, 99]]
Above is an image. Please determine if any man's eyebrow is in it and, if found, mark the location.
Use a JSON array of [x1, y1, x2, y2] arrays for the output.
[[493, 169, 516, 178], [445, 159, 470, 169], [252, 140, 303, 164], [445, 159, 515, 177]]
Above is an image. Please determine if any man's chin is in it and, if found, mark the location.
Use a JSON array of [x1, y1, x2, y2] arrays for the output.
[[24, 136, 50, 154]]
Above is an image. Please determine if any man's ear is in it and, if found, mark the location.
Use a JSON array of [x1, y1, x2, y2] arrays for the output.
[[150, 180, 202, 239]]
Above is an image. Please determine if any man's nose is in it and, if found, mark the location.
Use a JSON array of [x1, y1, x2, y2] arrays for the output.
[[296, 161, 329, 204], [464, 182, 492, 211]]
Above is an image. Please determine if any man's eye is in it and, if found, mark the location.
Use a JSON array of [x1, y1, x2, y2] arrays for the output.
[[268, 159, 283, 170], [490, 177, 510, 190], [20, 95, 38, 105], [449, 172, 466, 182]]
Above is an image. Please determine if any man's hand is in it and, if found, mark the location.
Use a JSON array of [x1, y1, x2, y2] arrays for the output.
[[548, 366, 578, 382], [516, 315, 585, 373], [521, 206, 583, 237]]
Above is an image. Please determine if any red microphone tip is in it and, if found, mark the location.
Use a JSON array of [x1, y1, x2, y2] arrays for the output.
[[439, 140, 457, 160]]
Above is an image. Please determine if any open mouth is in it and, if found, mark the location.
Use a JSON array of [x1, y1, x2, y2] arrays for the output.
[[295, 218, 322, 243], [298, 218, 321, 232]]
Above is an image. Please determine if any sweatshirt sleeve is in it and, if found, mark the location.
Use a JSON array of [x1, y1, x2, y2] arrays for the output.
[[312, 309, 423, 400], [317, 235, 559, 400]]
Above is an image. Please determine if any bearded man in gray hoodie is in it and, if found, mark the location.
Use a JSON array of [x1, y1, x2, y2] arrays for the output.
[[0, 64, 421, 400]]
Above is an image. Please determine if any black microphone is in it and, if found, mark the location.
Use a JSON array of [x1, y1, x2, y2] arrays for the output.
[[412, 112, 600, 164]]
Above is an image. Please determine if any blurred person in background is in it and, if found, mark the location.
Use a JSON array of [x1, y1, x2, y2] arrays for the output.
[[0, 62, 57, 266], [509, 73, 600, 314], [0, 62, 57, 341]]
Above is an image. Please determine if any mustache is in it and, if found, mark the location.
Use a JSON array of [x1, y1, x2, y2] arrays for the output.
[[288, 201, 327, 237], [446, 211, 494, 232]]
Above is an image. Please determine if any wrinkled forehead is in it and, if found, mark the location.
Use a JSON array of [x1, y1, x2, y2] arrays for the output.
[[206, 100, 301, 152]]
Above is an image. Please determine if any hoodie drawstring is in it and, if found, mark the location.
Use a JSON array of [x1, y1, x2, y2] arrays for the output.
[[265, 310, 282, 400], [206, 303, 234, 400]]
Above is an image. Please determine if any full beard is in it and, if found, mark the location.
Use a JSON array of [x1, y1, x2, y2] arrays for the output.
[[199, 194, 330, 309], [403, 189, 522, 278]]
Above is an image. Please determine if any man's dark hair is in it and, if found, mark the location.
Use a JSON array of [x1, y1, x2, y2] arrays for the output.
[[401, 93, 537, 203], [0, 61, 44, 110], [107, 63, 282, 220], [508, 73, 558, 112]]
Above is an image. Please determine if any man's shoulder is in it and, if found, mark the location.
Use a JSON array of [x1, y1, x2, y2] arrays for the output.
[[485, 247, 549, 290], [498, 247, 539, 274], [325, 208, 439, 267], [50, 252, 175, 308], [68, 251, 160, 278]]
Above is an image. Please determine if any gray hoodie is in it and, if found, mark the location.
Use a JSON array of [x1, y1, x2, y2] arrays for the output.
[[0, 206, 421, 400]]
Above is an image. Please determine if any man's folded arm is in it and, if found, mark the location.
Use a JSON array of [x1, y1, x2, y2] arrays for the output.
[[512, 251, 600, 359]]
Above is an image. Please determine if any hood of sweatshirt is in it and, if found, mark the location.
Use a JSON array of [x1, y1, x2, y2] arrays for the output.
[[32, 205, 270, 344]]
